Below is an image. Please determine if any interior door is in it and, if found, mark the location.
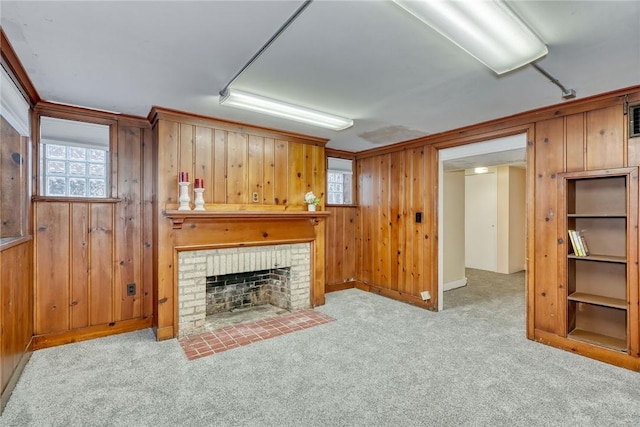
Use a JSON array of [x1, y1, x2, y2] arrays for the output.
[[465, 172, 497, 271]]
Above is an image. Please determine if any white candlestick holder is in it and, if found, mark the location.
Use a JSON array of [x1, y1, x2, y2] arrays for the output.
[[178, 182, 191, 211], [194, 188, 205, 211]]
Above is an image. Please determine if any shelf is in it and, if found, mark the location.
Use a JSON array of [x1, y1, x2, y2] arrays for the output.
[[567, 254, 626, 263], [568, 329, 627, 353], [163, 210, 331, 229], [567, 213, 626, 218], [568, 292, 627, 310]]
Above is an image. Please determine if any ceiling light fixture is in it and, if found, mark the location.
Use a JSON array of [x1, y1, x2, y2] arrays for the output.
[[219, 89, 354, 131], [474, 167, 489, 174], [217, 0, 353, 131], [392, 0, 548, 74]]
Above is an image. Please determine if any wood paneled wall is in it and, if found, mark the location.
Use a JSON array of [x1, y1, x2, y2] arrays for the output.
[[354, 87, 640, 369], [150, 108, 327, 210], [355, 147, 438, 309], [150, 107, 328, 340], [32, 105, 154, 349], [0, 240, 32, 411], [532, 104, 632, 338], [325, 206, 357, 288]]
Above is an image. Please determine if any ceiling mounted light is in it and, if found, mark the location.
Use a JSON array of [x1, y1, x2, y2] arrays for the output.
[[392, 0, 548, 74], [219, 89, 354, 131]]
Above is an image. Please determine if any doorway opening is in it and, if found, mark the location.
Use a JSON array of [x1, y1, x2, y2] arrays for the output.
[[438, 134, 527, 311]]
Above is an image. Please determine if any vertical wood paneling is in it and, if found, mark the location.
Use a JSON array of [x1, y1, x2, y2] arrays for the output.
[[70, 204, 89, 329], [358, 158, 374, 283], [35, 203, 70, 334], [409, 147, 427, 296], [31, 110, 152, 347], [273, 140, 288, 205], [158, 121, 180, 206], [115, 125, 143, 321], [248, 135, 264, 203], [226, 132, 248, 204], [212, 129, 227, 203], [389, 151, 404, 291], [313, 145, 326, 206], [325, 206, 357, 285], [303, 144, 315, 200], [372, 156, 384, 286], [399, 151, 413, 293], [263, 138, 275, 203], [354, 145, 433, 306], [288, 142, 305, 206], [179, 123, 194, 186], [586, 105, 624, 169], [566, 113, 585, 172], [534, 118, 565, 334], [1, 242, 32, 397], [141, 127, 154, 318], [154, 120, 179, 337], [89, 203, 114, 326], [195, 126, 214, 204]]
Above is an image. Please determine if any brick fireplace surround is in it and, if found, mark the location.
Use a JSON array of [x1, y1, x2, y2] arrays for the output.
[[156, 211, 329, 340], [177, 243, 311, 336]]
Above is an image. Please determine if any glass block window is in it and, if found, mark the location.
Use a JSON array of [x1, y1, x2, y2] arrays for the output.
[[39, 117, 110, 198], [326, 157, 354, 205], [42, 144, 108, 197]]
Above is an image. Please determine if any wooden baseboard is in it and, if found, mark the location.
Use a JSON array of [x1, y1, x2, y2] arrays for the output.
[[1, 341, 32, 413], [325, 281, 356, 293], [31, 317, 152, 350], [154, 325, 175, 341], [533, 329, 640, 372], [355, 281, 436, 311]]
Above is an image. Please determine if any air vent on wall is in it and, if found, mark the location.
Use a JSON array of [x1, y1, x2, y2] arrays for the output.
[[630, 104, 640, 138]]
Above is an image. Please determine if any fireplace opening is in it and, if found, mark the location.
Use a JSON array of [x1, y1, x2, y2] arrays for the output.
[[206, 267, 292, 314], [177, 243, 311, 337]]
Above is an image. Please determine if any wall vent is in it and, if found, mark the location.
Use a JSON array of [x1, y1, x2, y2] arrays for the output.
[[630, 104, 640, 138]]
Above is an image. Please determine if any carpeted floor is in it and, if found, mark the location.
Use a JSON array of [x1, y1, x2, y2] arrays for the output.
[[1, 269, 639, 426]]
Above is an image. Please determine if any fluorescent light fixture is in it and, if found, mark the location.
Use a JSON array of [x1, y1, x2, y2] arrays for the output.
[[392, 0, 548, 74], [219, 89, 353, 131], [474, 167, 489, 174]]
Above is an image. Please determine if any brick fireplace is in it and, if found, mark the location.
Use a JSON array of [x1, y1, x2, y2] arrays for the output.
[[177, 243, 311, 336], [156, 210, 329, 341]]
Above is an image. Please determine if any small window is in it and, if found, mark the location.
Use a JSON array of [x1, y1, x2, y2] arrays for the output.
[[327, 157, 353, 205], [39, 117, 110, 198]]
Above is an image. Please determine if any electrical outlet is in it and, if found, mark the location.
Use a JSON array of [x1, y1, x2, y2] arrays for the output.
[[420, 291, 431, 301], [127, 283, 136, 296], [252, 192, 259, 203]]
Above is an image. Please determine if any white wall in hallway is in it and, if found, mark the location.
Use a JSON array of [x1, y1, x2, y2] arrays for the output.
[[465, 172, 498, 271]]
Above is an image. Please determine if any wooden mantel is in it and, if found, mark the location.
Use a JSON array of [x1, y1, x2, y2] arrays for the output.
[[164, 210, 330, 229]]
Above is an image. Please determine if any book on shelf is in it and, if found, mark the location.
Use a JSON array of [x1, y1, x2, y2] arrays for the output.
[[568, 229, 586, 256], [579, 231, 590, 256]]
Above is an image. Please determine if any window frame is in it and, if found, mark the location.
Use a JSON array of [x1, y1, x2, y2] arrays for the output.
[[35, 110, 117, 201], [325, 153, 356, 206]]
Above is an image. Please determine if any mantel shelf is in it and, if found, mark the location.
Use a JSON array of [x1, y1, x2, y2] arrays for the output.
[[164, 210, 331, 229]]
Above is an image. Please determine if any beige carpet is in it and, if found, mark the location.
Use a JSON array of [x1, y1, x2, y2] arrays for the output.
[[2, 268, 639, 426]]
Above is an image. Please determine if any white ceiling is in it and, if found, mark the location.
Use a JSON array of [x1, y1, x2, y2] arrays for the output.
[[1, 0, 639, 152]]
